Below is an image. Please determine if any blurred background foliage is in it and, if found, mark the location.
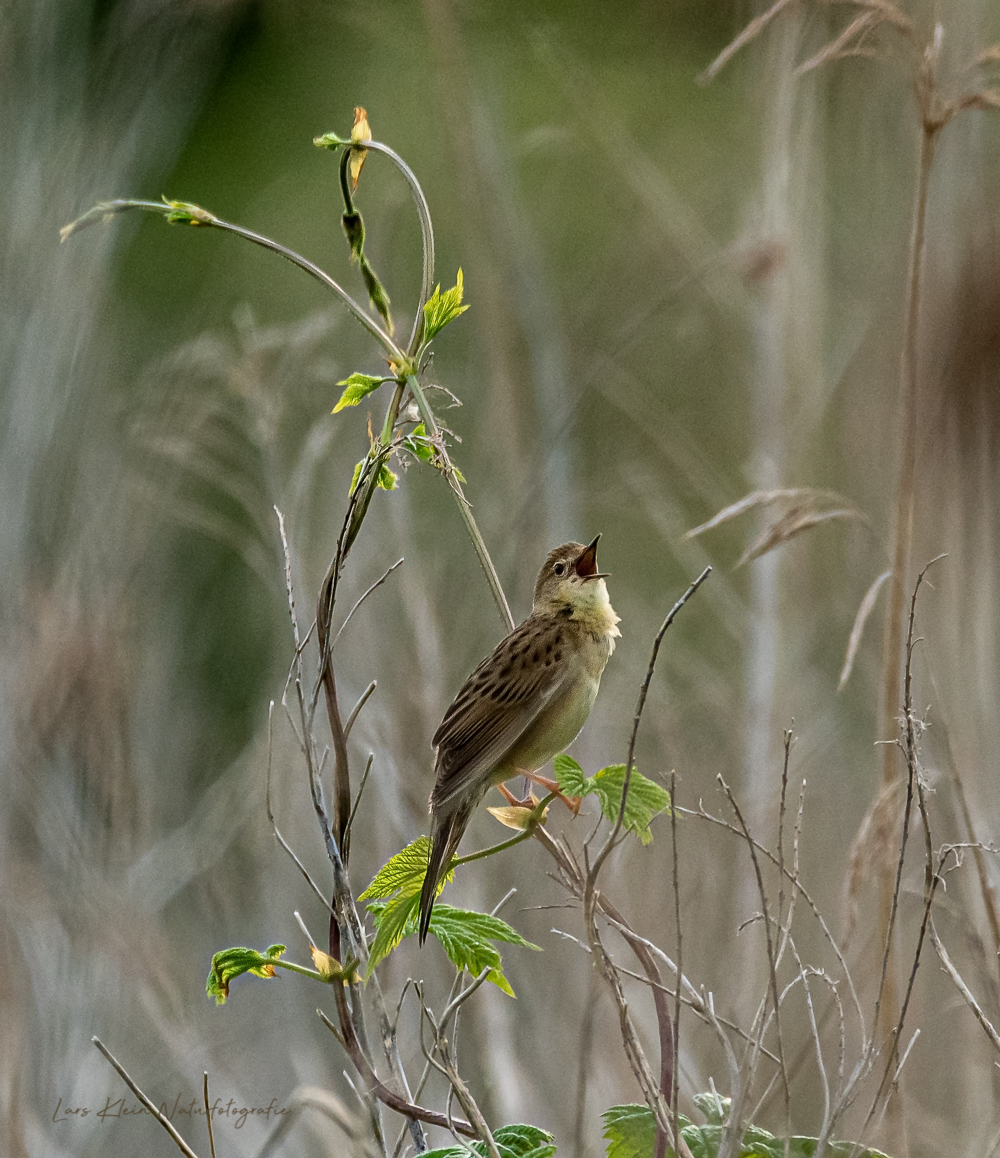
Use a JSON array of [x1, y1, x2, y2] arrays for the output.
[[6, 0, 1000, 1155]]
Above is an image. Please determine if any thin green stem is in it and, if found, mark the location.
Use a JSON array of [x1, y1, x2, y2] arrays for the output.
[[273, 959, 327, 983], [406, 373, 514, 631], [360, 140, 436, 353], [451, 796, 555, 866], [61, 199, 403, 360], [380, 380, 407, 446]]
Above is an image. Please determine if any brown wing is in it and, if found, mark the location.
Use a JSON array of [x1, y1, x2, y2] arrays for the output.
[[430, 613, 570, 812]]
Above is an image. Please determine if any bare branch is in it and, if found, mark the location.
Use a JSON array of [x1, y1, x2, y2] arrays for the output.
[[700, 0, 798, 83], [203, 1073, 217, 1158], [93, 1038, 201, 1158], [591, 567, 711, 879], [345, 681, 378, 738], [930, 921, 1000, 1054], [333, 559, 404, 650]]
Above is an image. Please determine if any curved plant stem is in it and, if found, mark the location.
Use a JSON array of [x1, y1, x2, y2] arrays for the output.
[[62, 199, 404, 360], [406, 372, 514, 631], [452, 797, 554, 866], [360, 140, 436, 354]]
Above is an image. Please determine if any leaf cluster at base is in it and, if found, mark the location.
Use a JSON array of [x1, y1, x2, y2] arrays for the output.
[[360, 836, 539, 995], [423, 1123, 556, 1158], [601, 1102, 892, 1158]]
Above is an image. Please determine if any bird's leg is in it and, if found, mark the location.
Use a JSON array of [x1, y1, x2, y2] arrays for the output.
[[498, 783, 534, 809], [522, 772, 582, 816]]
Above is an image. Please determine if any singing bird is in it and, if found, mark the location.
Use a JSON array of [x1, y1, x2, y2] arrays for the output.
[[418, 537, 620, 943]]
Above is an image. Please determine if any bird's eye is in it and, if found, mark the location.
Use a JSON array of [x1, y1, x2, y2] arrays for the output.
[[553, 563, 566, 577]]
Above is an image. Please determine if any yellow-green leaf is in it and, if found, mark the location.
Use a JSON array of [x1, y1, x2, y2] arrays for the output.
[[206, 944, 286, 1006], [423, 268, 469, 344], [333, 372, 391, 413]]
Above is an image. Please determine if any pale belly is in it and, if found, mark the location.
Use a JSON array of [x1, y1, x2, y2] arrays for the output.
[[492, 672, 601, 782]]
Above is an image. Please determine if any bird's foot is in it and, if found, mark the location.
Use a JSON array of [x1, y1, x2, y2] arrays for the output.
[[522, 773, 582, 816], [498, 783, 535, 809]]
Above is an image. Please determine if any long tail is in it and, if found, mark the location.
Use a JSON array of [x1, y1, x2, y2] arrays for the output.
[[418, 799, 475, 945]]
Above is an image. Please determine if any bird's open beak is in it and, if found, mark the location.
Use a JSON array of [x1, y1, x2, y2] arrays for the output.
[[575, 535, 610, 581]]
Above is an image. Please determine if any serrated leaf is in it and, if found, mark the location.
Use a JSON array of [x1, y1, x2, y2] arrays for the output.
[[333, 373, 390, 413], [360, 836, 441, 900], [554, 756, 670, 843], [367, 893, 421, 971], [602, 1104, 656, 1158], [361, 837, 452, 974], [553, 753, 590, 795], [206, 944, 286, 1006], [592, 765, 671, 844], [361, 842, 536, 988], [377, 463, 398, 490], [423, 268, 470, 343], [427, 906, 540, 997], [423, 1123, 556, 1158]]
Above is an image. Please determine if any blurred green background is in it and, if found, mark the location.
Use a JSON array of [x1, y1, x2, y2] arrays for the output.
[[6, 1, 1000, 1155]]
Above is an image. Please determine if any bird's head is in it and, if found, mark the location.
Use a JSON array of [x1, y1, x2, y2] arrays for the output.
[[532, 536, 612, 614]]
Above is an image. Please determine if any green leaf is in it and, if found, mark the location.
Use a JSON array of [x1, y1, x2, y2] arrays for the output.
[[592, 765, 671, 844], [554, 755, 669, 845], [361, 840, 536, 990], [361, 837, 451, 974], [602, 1104, 657, 1158], [423, 268, 470, 343], [553, 753, 589, 795], [333, 373, 391, 413], [691, 1092, 729, 1126], [402, 423, 435, 462], [348, 458, 364, 496], [428, 906, 540, 997], [206, 944, 285, 1006], [600, 1098, 893, 1158], [423, 1123, 556, 1158], [313, 131, 349, 149], [376, 463, 398, 490], [360, 836, 438, 900], [366, 893, 420, 972]]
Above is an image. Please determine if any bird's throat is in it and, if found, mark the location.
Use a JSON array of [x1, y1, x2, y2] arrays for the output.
[[568, 578, 621, 651]]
